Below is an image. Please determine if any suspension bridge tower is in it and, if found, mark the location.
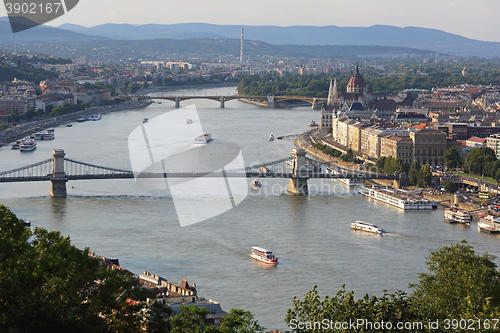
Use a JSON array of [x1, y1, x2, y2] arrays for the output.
[[288, 148, 309, 195], [50, 149, 68, 198]]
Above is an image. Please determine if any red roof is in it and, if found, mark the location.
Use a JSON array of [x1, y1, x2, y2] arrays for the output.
[[467, 137, 486, 143]]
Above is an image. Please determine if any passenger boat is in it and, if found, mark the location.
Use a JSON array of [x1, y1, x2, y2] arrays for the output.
[[87, 114, 102, 121], [252, 179, 262, 189], [477, 214, 500, 234], [142, 118, 148, 124], [66, 123, 72, 127], [269, 134, 274, 141], [194, 133, 212, 144], [326, 167, 363, 187], [47, 128, 55, 133], [43, 132, 54, 140], [77, 118, 86, 122], [359, 186, 434, 210], [250, 247, 278, 265], [20, 139, 36, 151], [186, 119, 193, 124], [444, 207, 472, 225], [351, 221, 386, 234], [33, 132, 44, 140], [11, 141, 20, 149]]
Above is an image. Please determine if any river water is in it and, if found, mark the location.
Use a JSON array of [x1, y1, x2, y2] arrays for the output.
[[1, 86, 499, 330]]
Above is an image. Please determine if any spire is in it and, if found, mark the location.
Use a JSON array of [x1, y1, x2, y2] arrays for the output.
[[355, 63, 359, 75], [327, 79, 333, 105]]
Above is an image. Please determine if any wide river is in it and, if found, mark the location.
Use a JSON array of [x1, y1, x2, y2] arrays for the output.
[[1, 86, 499, 330]]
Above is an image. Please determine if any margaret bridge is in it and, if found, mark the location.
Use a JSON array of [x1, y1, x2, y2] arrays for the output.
[[135, 95, 327, 109], [0, 148, 398, 197]]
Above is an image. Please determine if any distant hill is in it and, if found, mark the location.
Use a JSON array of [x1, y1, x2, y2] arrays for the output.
[[6, 38, 435, 61], [56, 22, 500, 56], [0, 16, 104, 43]]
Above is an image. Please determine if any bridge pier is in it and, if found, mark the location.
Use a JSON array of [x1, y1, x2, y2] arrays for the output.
[[220, 97, 225, 108], [267, 96, 276, 108], [312, 98, 319, 110], [50, 149, 68, 198], [288, 148, 309, 195], [175, 97, 180, 108]]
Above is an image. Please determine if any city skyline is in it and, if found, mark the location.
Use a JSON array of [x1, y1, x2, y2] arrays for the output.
[[7, 0, 498, 44]]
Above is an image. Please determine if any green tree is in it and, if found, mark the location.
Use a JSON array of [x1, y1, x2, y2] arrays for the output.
[[443, 148, 462, 169], [0, 204, 144, 333], [463, 147, 497, 176], [409, 161, 420, 185], [375, 156, 386, 171], [0, 123, 7, 130], [129, 82, 141, 94], [444, 181, 458, 193], [417, 164, 432, 188], [220, 309, 264, 333], [410, 240, 500, 320]]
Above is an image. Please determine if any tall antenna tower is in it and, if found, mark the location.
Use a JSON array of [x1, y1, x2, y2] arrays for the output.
[[240, 28, 244, 64]]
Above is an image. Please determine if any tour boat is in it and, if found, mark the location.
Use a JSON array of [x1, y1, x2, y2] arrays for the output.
[[33, 132, 44, 140], [359, 186, 434, 210], [477, 214, 500, 234], [252, 179, 262, 189], [11, 142, 20, 149], [20, 139, 36, 151], [87, 114, 102, 121], [43, 132, 55, 140], [186, 119, 193, 124], [77, 118, 86, 122], [269, 134, 274, 141], [444, 207, 472, 225], [351, 221, 386, 234], [47, 128, 55, 133], [326, 167, 363, 187], [194, 133, 212, 144], [250, 247, 278, 265]]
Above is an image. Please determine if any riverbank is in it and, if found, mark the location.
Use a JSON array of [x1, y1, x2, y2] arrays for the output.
[[136, 82, 239, 95], [0, 101, 152, 148]]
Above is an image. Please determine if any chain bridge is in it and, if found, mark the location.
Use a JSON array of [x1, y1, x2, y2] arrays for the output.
[[0, 148, 397, 197]]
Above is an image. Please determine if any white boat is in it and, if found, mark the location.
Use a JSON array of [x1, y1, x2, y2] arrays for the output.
[[47, 128, 55, 133], [142, 118, 148, 124], [186, 119, 193, 124], [269, 134, 274, 141], [33, 132, 44, 140], [66, 123, 73, 127], [20, 139, 36, 151], [76, 118, 86, 122], [11, 142, 20, 149], [477, 214, 500, 234], [194, 133, 212, 144], [351, 221, 386, 234], [42, 132, 54, 140], [250, 246, 278, 265], [309, 120, 318, 127], [87, 114, 102, 121], [326, 167, 363, 187], [252, 179, 262, 189], [444, 207, 472, 225], [359, 186, 434, 210]]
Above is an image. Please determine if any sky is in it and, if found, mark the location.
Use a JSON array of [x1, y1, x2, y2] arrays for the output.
[[2, 0, 500, 43]]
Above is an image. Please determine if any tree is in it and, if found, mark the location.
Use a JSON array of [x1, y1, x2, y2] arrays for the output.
[[463, 147, 497, 176], [410, 240, 500, 319], [375, 156, 386, 171], [0, 123, 7, 130], [417, 164, 432, 188], [409, 161, 420, 185], [444, 181, 458, 193], [0, 204, 144, 332], [220, 309, 264, 333], [443, 148, 462, 169]]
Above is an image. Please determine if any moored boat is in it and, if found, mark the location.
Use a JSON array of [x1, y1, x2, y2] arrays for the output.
[[351, 221, 386, 234], [444, 207, 472, 225], [33, 132, 44, 140], [77, 118, 86, 122], [42, 132, 54, 140], [194, 133, 212, 144], [359, 185, 434, 210], [11, 142, 20, 149], [326, 166, 363, 187], [250, 246, 278, 265], [20, 139, 36, 151], [477, 214, 500, 234]]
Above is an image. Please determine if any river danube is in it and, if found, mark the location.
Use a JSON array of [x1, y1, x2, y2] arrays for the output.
[[1, 86, 499, 330]]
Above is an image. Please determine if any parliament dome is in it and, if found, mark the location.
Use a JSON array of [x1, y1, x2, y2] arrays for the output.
[[347, 64, 366, 89]]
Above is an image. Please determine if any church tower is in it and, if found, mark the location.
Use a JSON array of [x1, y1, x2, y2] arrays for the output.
[[327, 79, 339, 105]]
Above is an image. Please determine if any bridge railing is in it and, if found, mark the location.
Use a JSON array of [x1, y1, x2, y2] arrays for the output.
[[0, 158, 52, 179]]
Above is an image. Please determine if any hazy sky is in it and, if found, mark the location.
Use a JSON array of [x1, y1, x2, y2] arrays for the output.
[[4, 0, 500, 43]]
